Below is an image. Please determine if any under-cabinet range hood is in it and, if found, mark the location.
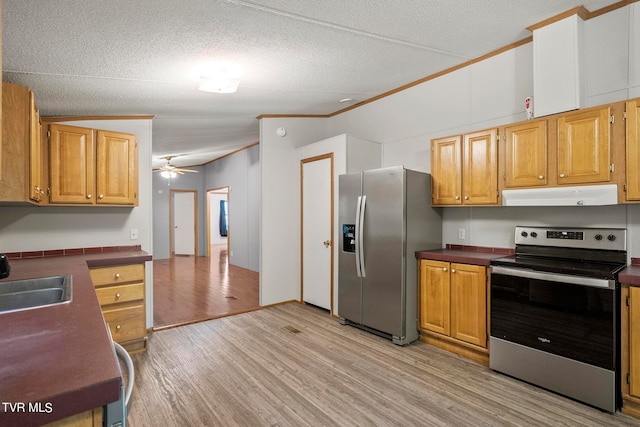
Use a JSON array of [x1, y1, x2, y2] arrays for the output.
[[502, 184, 618, 207]]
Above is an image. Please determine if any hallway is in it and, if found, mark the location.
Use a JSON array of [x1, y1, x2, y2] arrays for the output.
[[153, 244, 260, 330]]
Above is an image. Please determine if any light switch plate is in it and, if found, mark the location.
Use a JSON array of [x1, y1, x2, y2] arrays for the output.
[[130, 228, 139, 240]]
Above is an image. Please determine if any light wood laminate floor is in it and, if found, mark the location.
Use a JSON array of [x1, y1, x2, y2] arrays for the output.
[[153, 244, 259, 330], [129, 302, 640, 426]]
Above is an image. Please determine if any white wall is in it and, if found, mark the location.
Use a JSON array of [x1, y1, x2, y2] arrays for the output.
[[259, 118, 329, 306], [152, 166, 205, 259], [203, 144, 260, 272], [259, 4, 640, 307], [325, 4, 640, 258], [0, 118, 155, 326]]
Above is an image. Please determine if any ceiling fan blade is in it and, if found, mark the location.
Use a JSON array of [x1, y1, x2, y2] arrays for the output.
[[176, 169, 198, 173]]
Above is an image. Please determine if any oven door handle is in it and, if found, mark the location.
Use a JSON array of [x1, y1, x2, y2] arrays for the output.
[[491, 266, 615, 289]]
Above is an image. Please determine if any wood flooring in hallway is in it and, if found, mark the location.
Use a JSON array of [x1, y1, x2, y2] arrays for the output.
[[153, 244, 260, 329]]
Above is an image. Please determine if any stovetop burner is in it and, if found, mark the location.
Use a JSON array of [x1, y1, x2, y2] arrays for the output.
[[490, 226, 627, 280], [491, 254, 626, 280]]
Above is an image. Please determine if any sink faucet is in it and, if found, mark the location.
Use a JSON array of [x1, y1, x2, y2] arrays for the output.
[[0, 254, 11, 279]]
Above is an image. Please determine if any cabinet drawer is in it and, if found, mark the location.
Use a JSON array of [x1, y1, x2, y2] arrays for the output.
[[90, 264, 144, 286], [103, 305, 145, 343], [95, 282, 144, 306]]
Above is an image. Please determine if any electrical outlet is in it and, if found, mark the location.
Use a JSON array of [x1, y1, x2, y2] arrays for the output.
[[458, 228, 466, 240], [130, 228, 139, 240]]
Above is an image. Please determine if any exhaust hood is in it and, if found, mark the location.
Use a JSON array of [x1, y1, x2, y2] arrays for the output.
[[502, 184, 618, 207]]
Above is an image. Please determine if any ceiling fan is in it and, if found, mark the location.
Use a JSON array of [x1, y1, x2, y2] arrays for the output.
[[152, 156, 198, 177]]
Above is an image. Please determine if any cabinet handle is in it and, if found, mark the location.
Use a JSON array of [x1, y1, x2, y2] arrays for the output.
[[464, 196, 469, 200], [115, 273, 121, 280], [116, 325, 121, 331], [86, 194, 92, 199], [451, 269, 457, 273], [99, 194, 104, 199], [115, 293, 121, 299], [559, 173, 566, 178], [455, 196, 460, 200], [443, 268, 448, 272], [538, 175, 544, 180]]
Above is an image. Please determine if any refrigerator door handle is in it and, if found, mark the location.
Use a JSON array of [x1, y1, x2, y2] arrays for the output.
[[358, 195, 367, 277], [355, 196, 363, 277]]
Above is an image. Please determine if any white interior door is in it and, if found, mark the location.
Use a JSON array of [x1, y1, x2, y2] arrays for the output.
[[302, 155, 333, 311], [173, 191, 196, 255]]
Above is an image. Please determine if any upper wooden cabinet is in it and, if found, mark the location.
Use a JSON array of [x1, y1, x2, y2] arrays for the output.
[[49, 124, 138, 206], [557, 106, 611, 185], [503, 119, 548, 188], [96, 130, 138, 205], [626, 99, 640, 201], [431, 135, 461, 205], [0, 82, 45, 204], [431, 129, 498, 206]]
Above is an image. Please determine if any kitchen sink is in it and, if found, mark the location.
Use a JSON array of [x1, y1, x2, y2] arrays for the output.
[[0, 275, 72, 314]]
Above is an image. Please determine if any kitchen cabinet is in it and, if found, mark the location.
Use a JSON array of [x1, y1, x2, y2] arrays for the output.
[[419, 259, 488, 365], [431, 128, 498, 206], [626, 98, 640, 201], [503, 119, 548, 188], [557, 105, 612, 185], [622, 284, 640, 418], [43, 407, 102, 427], [0, 82, 45, 204], [90, 263, 147, 353], [49, 124, 138, 205], [532, 14, 585, 117]]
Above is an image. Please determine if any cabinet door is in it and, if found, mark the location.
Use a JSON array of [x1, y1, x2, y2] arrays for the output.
[[450, 263, 487, 348], [431, 135, 462, 205], [463, 129, 498, 204], [28, 93, 43, 202], [419, 260, 450, 335], [504, 120, 548, 188], [627, 99, 640, 201], [557, 107, 610, 184], [96, 130, 138, 205], [49, 124, 95, 204], [630, 286, 640, 398]]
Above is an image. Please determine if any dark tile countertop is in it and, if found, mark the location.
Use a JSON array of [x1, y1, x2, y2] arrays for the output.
[[0, 250, 151, 427], [415, 247, 512, 267]]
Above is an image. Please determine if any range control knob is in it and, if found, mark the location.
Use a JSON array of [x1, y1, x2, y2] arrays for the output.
[[521, 231, 528, 238], [594, 234, 603, 241], [530, 232, 538, 238], [608, 234, 617, 242]]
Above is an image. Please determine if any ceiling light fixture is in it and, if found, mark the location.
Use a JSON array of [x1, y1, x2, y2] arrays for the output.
[[199, 75, 240, 93], [339, 98, 354, 103]]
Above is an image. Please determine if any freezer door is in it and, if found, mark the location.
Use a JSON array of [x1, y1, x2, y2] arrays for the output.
[[338, 172, 363, 323], [361, 166, 405, 337]]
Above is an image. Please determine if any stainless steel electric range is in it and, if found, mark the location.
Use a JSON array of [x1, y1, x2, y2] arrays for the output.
[[490, 226, 627, 413]]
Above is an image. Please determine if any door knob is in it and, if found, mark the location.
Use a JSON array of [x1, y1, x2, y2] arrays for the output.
[[323, 240, 331, 248]]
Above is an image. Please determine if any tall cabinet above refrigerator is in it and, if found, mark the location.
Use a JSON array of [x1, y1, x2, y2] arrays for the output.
[[338, 166, 442, 345]]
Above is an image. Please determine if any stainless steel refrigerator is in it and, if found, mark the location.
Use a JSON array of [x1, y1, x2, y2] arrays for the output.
[[338, 166, 442, 345]]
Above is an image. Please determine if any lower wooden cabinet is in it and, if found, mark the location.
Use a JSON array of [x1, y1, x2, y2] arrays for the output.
[[419, 259, 488, 365], [90, 263, 147, 353], [622, 284, 640, 417], [43, 407, 102, 427]]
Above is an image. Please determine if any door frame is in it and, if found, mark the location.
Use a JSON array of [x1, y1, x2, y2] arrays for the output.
[[169, 189, 198, 257], [300, 153, 334, 314], [205, 186, 230, 258]]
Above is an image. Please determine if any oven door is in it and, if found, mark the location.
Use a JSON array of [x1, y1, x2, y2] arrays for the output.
[[490, 266, 617, 370]]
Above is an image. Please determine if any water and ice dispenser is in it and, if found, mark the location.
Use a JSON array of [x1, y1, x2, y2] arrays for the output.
[[342, 224, 355, 252]]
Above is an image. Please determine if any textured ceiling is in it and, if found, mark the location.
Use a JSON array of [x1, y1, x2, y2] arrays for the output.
[[2, 0, 622, 167]]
